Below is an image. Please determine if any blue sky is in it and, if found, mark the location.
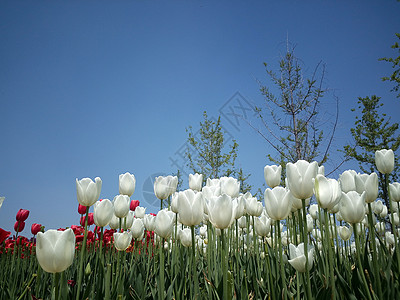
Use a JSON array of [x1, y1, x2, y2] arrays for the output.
[[0, 0, 399, 234]]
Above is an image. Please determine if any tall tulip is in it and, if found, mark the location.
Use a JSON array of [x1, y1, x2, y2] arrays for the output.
[[375, 149, 394, 174], [286, 160, 318, 200], [314, 174, 341, 210], [177, 189, 204, 226], [16, 209, 30, 222], [264, 164, 281, 188], [189, 173, 203, 191], [339, 191, 366, 224], [220, 176, 240, 198], [36, 228, 75, 273], [119, 172, 136, 197], [76, 177, 102, 207], [264, 187, 293, 221]]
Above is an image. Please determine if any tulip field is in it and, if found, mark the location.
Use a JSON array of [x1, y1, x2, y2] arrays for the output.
[[1, 152, 400, 299]]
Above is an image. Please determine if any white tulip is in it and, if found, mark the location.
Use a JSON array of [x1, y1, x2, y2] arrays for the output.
[[286, 160, 318, 200], [76, 177, 102, 207], [114, 231, 132, 251], [189, 173, 203, 191], [375, 149, 394, 174], [264, 165, 281, 188], [119, 172, 136, 197], [93, 199, 114, 227], [36, 228, 75, 273]]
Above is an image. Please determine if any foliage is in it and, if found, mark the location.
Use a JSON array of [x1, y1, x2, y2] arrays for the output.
[[343, 95, 400, 201], [380, 33, 400, 98], [185, 111, 251, 193], [254, 45, 338, 169]]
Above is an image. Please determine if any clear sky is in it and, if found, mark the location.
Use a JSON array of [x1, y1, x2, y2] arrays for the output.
[[1, 0, 399, 234]]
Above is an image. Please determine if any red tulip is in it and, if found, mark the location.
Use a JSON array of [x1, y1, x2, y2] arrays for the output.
[[130, 200, 140, 211], [31, 223, 42, 235], [16, 209, 30, 222], [78, 204, 88, 215], [0, 228, 11, 244], [14, 221, 25, 233], [80, 213, 94, 227]]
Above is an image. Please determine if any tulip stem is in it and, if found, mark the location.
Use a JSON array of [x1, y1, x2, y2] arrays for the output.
[[75, 208, 89, 300], [191, 225, 199, 298], [277, 221, 287, 299], [354, 223, 373, 300], [367, 203, 383, 299], [159, 238, 165, 300], [54, 272, 60, 300], [221, 228, 228, 299], [323, 208, 335, 300], [17, 273, 36, 300], [302, 199, 312, 300]]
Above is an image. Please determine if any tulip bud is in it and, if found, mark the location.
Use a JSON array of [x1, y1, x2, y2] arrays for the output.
[[264, 165, 282, 188], [131, 218, 145, 239], [130, 200, 140, 211], [179, 228, 193, 247], [76, 177, 102, 207], [375, 149, 394, 174], [177, 189, 204, 226], [80, 213, 94, 227], [113, 195, 130, 218], [14, 221, 25, 233], [220, 177, 240, 198], [31, 223, 42, 235], [390, 182, 400, 202], [314, 174, 341, 210], [288, 243, 314, 273], [339, 170, 357, 193], [16, 209, 30, 222], [78, 204, 88, 215], [134, 207, 146, 218], [339, 191, 366, 224], [85, 262, 91, 275], [286, 160, 318, 200], [93, 199, 114, 228], [119, 172, 136, 197], [113, 231, 133, 251], [189, 173, 203, 191], [264, 187, 293, 221]]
